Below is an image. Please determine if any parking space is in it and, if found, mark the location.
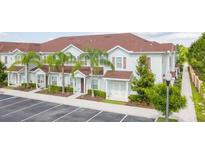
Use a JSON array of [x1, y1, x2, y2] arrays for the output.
[[0, 94, 155, 122]]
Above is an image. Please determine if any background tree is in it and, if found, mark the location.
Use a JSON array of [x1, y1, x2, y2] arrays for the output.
[[15, 51, 41, 88], [176, 44, 188, 71], [0, 61, 7, 86], [52, 52, 75, 94], [188, 32, 205, 81], [146, 83, 186, 115], [79, 47, 114, 97], [131, 55, 155, 103]]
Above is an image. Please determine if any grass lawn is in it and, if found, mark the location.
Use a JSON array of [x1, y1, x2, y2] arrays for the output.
[[102, 99, 127, 105], [157, 117, 178, 122], [190, 82, 205, 122]]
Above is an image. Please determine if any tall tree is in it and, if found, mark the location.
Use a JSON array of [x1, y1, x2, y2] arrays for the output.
[[45, 54, 55, 92], [188, 33, 205, 80], [15, 51, 41, 88], [52, 52, 75, 94], [176, 44, 188, 67], [0, 61, 7, 85], [79, 47, 114, 97], [131, 55, 155, 103]]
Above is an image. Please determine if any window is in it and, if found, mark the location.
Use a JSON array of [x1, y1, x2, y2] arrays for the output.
[[116, 57, 123, 69], [51, 76, 57, 85], [92, 79, 98, 89]]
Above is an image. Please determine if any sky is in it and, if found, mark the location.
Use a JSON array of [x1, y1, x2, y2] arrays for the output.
[[0, 32, 202, 47]]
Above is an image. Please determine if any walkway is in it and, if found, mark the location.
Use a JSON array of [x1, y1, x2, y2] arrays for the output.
[[174, 64, 197, 122], [0, 88, 159, 119]]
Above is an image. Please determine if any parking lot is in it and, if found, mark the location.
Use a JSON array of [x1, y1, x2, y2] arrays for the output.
[[0, 94, 154, 122]]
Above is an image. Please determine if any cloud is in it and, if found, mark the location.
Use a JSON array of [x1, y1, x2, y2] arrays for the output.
[[136, 32, 202, 47]]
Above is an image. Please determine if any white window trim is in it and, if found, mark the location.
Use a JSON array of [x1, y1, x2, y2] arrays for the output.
[[115, 56, 125, 70], [51, 75, 58, 85]]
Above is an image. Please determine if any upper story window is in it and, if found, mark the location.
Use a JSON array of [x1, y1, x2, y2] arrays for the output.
[[116, 57, 123, 69], [113, 57, 126, 70], [15, 55, 21, 62]]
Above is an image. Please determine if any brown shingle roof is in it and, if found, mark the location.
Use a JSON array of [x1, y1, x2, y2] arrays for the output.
[[104, 71, 132, 80], [6, 66, 24, 72], [0, 33, 176, 53], [30, 65, 103, 76]]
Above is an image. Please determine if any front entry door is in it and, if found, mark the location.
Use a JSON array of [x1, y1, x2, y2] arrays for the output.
[[37, 74, 44, 88], [81, 78, 84, 93]]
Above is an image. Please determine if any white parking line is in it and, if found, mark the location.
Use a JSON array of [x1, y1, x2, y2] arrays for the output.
[[120, 115, 128, 122], [0, 96, 16, 102], [86, 111, 103, 122], [21, 104, 62, 122], [2, 101, 44, 117], [53, 107, 81, 122], [0, 98, 30, 109]]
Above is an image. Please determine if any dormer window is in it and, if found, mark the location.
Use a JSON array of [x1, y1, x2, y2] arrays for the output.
[[116, 57, 123, 69]]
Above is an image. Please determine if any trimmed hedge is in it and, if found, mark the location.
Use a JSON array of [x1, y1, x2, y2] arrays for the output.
[[49, 85, 73, 93], [87, 89, 106, 98], [21, 83, 36, 88]]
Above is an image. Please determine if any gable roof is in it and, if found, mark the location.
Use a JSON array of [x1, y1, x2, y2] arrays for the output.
[[0, 33, 176, 53], [104, 71, 132, 80]]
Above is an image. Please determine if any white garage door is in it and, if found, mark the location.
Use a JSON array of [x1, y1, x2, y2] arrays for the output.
[[110, 81, 126, 98]]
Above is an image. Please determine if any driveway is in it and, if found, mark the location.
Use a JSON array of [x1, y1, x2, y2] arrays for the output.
[[0, 94, 154, 122]]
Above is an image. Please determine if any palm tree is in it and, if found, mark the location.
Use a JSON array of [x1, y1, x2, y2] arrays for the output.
[[15, 51, 41, 88], [45, 54, 55, 92], [79, 47, 114, 97], [52, 52, 75, 94]]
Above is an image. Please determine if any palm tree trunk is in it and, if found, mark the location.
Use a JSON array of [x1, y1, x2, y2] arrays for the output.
[[62, 66, 65, 94], [90, 67, 94, 97], [25, 64, 29, 88]]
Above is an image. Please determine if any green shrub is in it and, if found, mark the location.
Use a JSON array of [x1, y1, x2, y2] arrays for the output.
[[146, 83, 186, 115], [50, 85, 61, 93], [0, 81, 8, 87], [65, 86, 73, 93], [87, 89, 106, 98], [128, 94, 141, 102], [21, 83, 36, 88], [49, 85, 73, 93]]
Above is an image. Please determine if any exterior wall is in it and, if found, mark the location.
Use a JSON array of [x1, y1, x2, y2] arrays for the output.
[[107, 48, 164, 83]]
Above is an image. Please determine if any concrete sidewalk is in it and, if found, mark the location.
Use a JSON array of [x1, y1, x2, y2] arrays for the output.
[[0, 88, 159, 119], [174, 64, 197, 122]]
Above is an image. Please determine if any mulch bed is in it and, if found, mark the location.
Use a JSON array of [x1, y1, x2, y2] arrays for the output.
[[37, 89, 73, 97], [77, 94, 154, 109], [77, 94, 104, 102]]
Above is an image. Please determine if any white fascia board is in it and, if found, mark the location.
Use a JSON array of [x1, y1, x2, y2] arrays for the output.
[[10, 49, 24, 54], [61, 44, 84, 54], [107, 45, 132, 54], [103, 77, 130, 82]]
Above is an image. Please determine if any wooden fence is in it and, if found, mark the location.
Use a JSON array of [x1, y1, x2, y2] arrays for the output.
[[189, 66, 203, 92]]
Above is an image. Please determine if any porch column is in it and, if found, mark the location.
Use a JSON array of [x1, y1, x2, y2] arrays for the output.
[[7, 73, 10, 86], [44, 74, 46, 88], [166, 52, 170, 74], [171, 52, 176, 72], [84, 77, 86, 94], [73, 78, 75, 93], [35, 74, 38, 88], [18, 73, 20, 86], [126, 81, 129, 102], [105, 80, 108, 99]]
